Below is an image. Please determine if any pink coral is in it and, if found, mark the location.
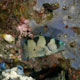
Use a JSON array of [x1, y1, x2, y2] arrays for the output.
[[16, 17, 34, 38], [17, 24, 28, 34], [28, 32, 34, 38], [20, 17, 29, 24], [16, 17, 34, 55]]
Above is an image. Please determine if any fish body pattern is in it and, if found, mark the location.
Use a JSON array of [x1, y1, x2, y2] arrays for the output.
[[23, 36, 65, 59]]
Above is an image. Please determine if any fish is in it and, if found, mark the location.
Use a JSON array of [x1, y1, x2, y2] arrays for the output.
[[0, 34, 15, 43], [23, 36, 65, 59]]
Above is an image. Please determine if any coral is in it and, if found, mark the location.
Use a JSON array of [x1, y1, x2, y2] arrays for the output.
[[1, 67, 35, 80], [16, 17, 34, 38]]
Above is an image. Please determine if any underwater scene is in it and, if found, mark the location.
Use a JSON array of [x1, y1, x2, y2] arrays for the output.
[[0, 0, 80, 80]]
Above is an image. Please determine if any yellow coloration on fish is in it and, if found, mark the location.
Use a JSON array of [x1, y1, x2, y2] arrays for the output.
[[0, 34, 15, 43]]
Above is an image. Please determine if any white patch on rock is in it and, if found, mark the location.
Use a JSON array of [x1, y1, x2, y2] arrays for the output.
[[2, 67, 35, 80], [69, 6, 76, 14]]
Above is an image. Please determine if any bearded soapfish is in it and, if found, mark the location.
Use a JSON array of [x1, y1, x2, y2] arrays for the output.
[[21, 36, 65, 59]]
